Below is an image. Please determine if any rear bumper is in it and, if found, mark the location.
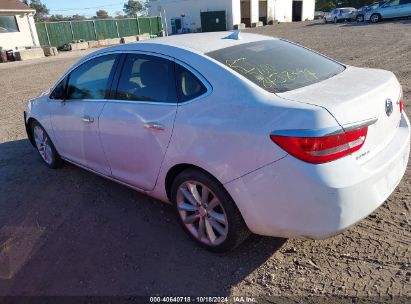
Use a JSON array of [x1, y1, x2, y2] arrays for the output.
[[225, 112, 410, 239]]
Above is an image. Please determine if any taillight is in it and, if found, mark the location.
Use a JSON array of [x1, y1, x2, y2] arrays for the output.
[[400, 99, 403, 113], [270, 127, 368, 164]]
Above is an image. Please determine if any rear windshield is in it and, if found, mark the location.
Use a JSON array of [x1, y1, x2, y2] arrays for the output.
[[206, 40, 345, 93]]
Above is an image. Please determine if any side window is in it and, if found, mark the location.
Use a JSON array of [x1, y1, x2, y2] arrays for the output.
[[175, 64, 207, 102], [388, 0, 400, 6], [116, 54, 176, 103], [67, 54, 117, 100], [0, 16, 19, 33], [400, 0, 411, 4], [50, 77, 67, 100]]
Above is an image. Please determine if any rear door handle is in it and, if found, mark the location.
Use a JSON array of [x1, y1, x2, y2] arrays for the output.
[[144, 122, 165, 131], [81, 115, 94, 123]]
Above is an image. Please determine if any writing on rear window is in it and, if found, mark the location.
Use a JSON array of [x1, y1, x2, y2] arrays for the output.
[[207, 40, 345, 93], [226, 58, 319, 91]]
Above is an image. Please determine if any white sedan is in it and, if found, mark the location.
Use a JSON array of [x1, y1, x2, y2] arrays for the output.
[[24, 32, 410, 252], [323, 7, 356, 23]]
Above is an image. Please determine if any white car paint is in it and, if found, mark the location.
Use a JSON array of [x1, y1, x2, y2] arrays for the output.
[[324, 7, 356, 22], [25, 32, 410, 240], [49, 99, 111, 175]]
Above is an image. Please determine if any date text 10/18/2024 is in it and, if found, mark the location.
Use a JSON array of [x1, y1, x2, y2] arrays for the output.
[[149, 296, 257, 303]]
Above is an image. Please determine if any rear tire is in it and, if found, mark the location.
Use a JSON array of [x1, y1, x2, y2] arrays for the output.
[[356, 15, 364, 22], [31, 121, 62, 169], [370, 13, 381, 23], [171, 168, 250, 253]]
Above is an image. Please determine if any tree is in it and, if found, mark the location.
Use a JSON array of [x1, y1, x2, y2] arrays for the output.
[[96, 10, 110, 19], [70, 14, 87, 21], [114, 11, 127, 19], [123, 0, 145, 17], [22, 0, 49, 21], [315, 0, 335, 11], [48, 14, 68, 22]]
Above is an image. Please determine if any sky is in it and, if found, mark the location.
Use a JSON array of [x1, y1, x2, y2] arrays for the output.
[[40, 0, 135, 17]]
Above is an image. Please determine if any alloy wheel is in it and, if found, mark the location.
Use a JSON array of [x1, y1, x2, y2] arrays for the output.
[[176, 181, 228, 246], [33, 125, 53, 165], [371, 14, 380, 23]]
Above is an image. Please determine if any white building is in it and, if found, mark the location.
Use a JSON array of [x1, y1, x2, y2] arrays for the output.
[[148, 0, 315, 34], [0, 0, 39, 50]]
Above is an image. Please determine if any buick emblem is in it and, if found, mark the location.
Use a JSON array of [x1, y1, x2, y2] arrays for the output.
[[385, 98, 393, 117]]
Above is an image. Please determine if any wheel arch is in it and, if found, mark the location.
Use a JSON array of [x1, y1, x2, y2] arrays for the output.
[[27, 117, 61, 157], [164, 163, 224, 202], [26, 116, 40, 147]]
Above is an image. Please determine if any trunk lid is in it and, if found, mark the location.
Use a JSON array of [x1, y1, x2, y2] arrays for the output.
[[277, 66, 402, 163]]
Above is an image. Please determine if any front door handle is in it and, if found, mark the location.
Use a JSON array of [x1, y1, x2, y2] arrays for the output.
[[81, 115, 94, 123], [144, 122, 165, 131]]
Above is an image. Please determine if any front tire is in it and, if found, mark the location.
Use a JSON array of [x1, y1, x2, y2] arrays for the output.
[[370, 13, 381, 23], [171, 169, 250, 253], [31, 121, 62, 169]]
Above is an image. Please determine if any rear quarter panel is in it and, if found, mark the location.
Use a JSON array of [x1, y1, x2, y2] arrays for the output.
[[150, 48, 342, 201]]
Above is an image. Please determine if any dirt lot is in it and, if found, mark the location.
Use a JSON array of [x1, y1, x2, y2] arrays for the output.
[[0, 20, 410, 300]]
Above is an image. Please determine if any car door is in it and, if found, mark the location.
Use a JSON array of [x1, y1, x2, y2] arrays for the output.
[[48, 54, 120, 175], [399, 0, 411, 16], [380, 0, 400, 18], [98, 53, 178, 191]]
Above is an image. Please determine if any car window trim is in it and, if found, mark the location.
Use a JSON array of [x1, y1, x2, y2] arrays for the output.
[[174, 59, 213, 105], [49, 76, 68, 100], [106, 50, 212, 106], [49, 50, 213, 106], [108, 53, 127, 100], [110, 52, 178, 105], [48, 51, 123, 102], [65, 53, 121, 101]]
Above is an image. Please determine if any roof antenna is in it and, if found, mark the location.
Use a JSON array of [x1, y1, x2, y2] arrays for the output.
[[225, 30, 242, 40]]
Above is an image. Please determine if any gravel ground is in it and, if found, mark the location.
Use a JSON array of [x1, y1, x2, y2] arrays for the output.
[[0, 20, 410, 301]]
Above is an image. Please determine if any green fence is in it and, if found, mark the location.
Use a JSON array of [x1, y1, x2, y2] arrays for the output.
[[36, 17, 163, 48]]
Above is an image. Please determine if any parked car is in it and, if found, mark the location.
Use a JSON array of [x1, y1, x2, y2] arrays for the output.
[[324, 7, 357, 23], [24, 32, 410, 252], [353, 1, 388, 21], [365, 0, 411, 22], [352, 5, 371, 21], [314, 11, 325, 19]]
